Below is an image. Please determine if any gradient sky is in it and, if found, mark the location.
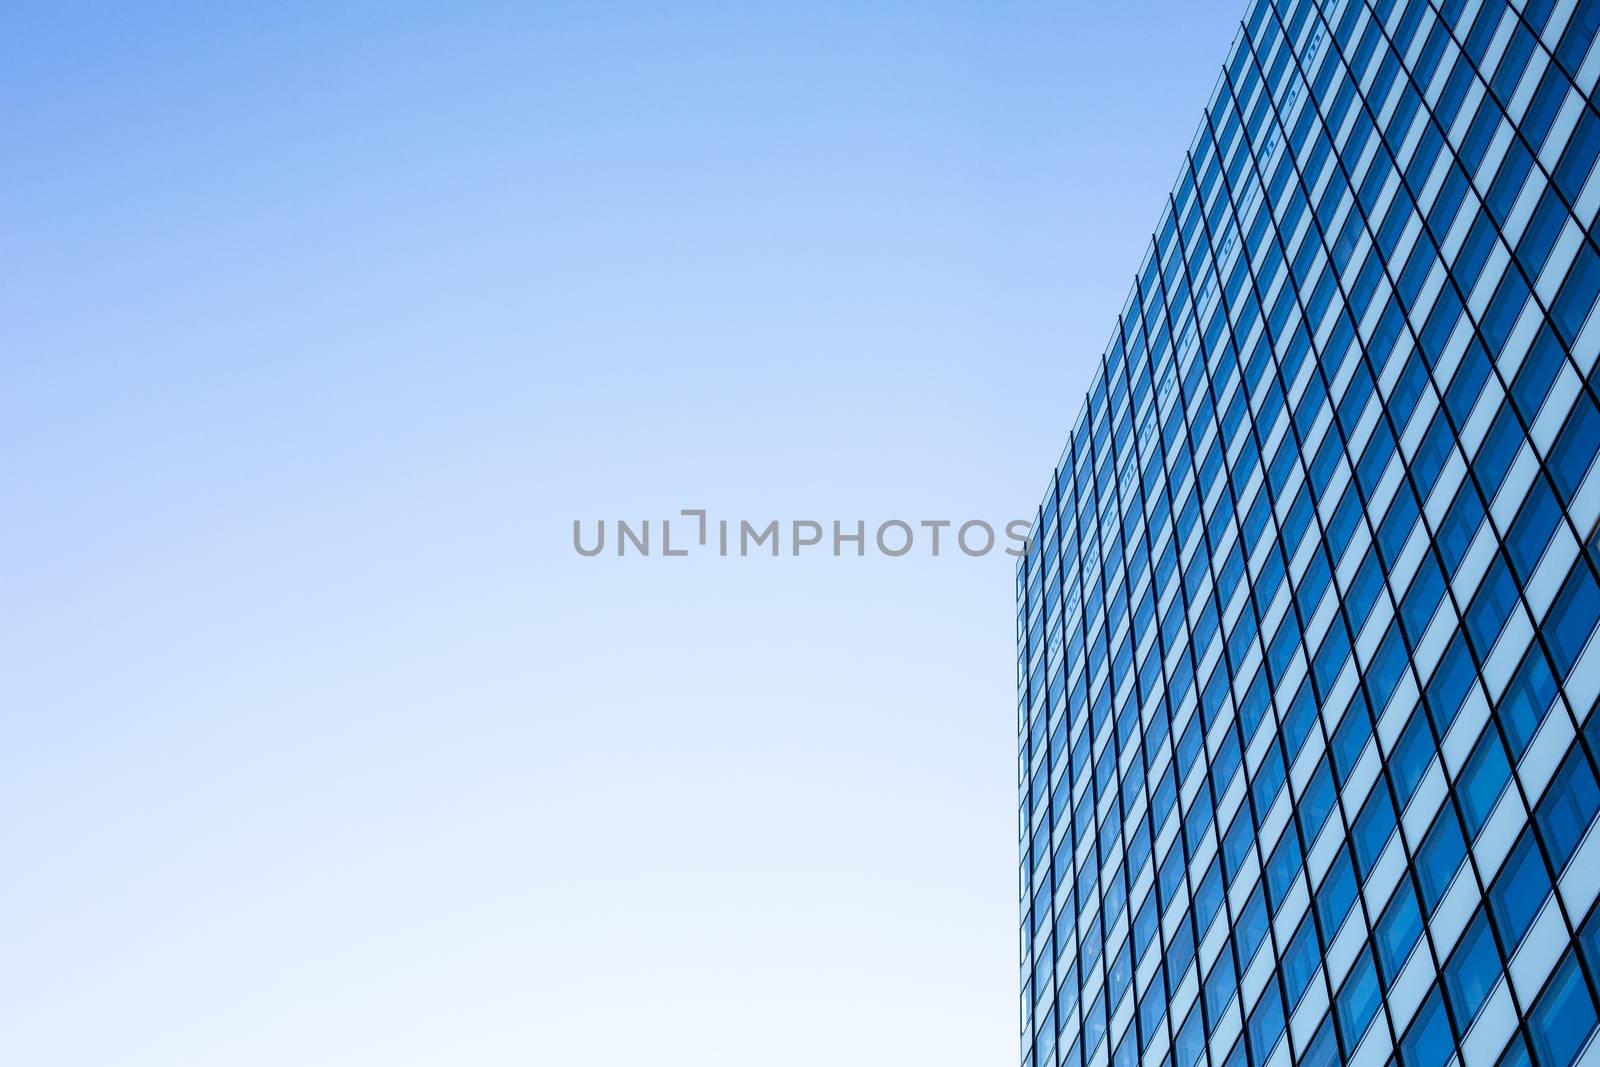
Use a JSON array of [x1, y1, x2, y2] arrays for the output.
[[3, 3, 1243, 1065]]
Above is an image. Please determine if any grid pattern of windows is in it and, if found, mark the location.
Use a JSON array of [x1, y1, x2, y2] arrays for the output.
[[1016, 2, 1600, 1066]]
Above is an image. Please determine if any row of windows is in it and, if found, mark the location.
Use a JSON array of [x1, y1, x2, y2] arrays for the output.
[[1023, 0, 1600, 913], [1024, 0, 1600, 700], [1024, 0, 1600, 870], [1018, 0, 1600, 1066]]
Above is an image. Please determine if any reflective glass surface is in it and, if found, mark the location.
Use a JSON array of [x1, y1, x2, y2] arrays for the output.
[[1018, 2, 1600, 1065]]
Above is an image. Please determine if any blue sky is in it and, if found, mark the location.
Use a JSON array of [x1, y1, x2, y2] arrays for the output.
[[3, 3, 1243, 1064]]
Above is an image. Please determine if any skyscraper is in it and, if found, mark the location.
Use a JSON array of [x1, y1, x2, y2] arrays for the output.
[[1016, 3, 1600, 1067]]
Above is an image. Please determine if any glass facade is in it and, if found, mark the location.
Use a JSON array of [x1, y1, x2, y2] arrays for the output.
[[1015, 2, 1600, 1067]]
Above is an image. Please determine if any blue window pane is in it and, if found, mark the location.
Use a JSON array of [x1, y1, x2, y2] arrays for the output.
[[1535, 746, 1600, 871], [1546, 564, 1600, 677], [1337, 948, 1382, 1049], [1139, 965, 1165, 1050], [1316, 849, 1358, 937], [1400, 985, 1452, 1067], [1301, 1017, 1338, 1067], [1175, 1003, 1204, 1067], [1508, 480, 1560, 583], [1223, 805, 1253, 880], [1083, 988, 1107, 1055], [1193, 859, 1224, 936], [1248, 973, 1285, 1063], [1353, 787, 1397, 875], [1134, 891, 1158, 958], [1496, 1034, 1531, 1067], [1489, 829, 1551, 950], [1113, 1025, 1136, 1067], [1582, 906, 1600, 982], [1440, 486, 1486, 575], [1391, 708, 1434, 798], [1237, 885, 1269, 965], [1427, 632, 1477, 730], [1204, 951, 1236, 1030], [1550, 400, 1599, 503], [1553, 245, 1600, 347], [1529, 952, 1597, 1067], [1300, 759, 1338, 842], [1165, 918, 1194, 983], [1444, 910, 1501, 1027], [1283, 916, 1320, 1008], [1108, 941, 1133, 1011], [1401, 556, 1452, 639], [1467, 557, 1518, 657], [1459, 732, 1511, 837], [1501, 648, 1557, 759], [1418, 810, 1467, 912], [1266, 828, 1302, 908], [1377, 884, 1424, 983], [1332, 698, 1374, 783]]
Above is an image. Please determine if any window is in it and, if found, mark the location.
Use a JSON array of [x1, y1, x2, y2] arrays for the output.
[[1332, 696, 1374, 783], [1108, 940, 1133, 1012], [1549, 400, 1599, 503], [1496, 1034, 1531, 1067], [1504, 483, 1555, 585], [1364, 624, 1408, 715], [1500, 648, 1557, 759], [1223, 805, 1254, 881], [1271, 885, 1321, 1011], [1301, 1017, 1339, 1067], [1444, 910, 1501, 1027], [1377, 883, 1423, 984], [1426, 632, 1476, 732], [1466, 557, 1518, 657], [1266, 827, 1302, 908], [1083, 988, 1108, 1055], [1237, 884, 1270, 966], [1391, 709, 1434, 798], [1300, 759, 1338, 842], [1317, 848, 1359, 937], [1347, 552, 1385, 635], [1283, 681, 1318, 758], [1535, 747, 1600, 871], [1336, 948, 1382, 1049], [1248, 973, 1285, 1063], [1475, 408, 1523, 503], [1403, 555, 1447, 642], [1175, 1004, 1205, 1067], [1529, 952, 1597, 1067], [1112, 1025, 1135, 1067], [1439, 484, 1486, 576], [1546, 565, 1600, 677], [1399, 985, 1451, 1067], [1418, 810, 1467, 912], [1380, 489, 1420, 569], [1166, 917, 1195, 984], [1204, 950, 1236, 1030], [1133, 889, 1158, 959], [1253, 747, 1287, 821], [1194, 859, 1224, 937], [1554, 110, 1600, 201], [1552, 245, 1600, 348], [1459, 732, 1511, 837], [1314, 624, 1352, 702], [1510, 324, 1564, 424], [1353, 787, 1397, 876], [1185, 787, 1213, 854], [1489, 830, 1551, 950]]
